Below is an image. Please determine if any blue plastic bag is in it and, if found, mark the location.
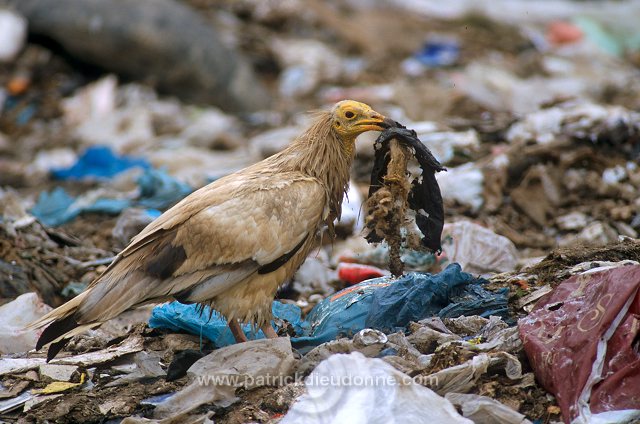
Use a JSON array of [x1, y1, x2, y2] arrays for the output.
[[413, 38, 459, 67], [147, 264, 508, 354], [31, 169, 192, 226], [149, 301, 308, 348], [52, 146, 150, 180], [292, 264, 508, 353]]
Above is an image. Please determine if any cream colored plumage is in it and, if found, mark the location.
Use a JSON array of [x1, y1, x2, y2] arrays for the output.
[[32, 100, 392, 360]]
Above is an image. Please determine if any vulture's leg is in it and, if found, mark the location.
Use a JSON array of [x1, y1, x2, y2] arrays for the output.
[[228, 319, 248, 343], [261, 323, 278, 339]]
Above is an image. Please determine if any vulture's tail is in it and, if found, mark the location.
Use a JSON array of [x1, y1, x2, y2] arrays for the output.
[[28, 290, 101, 361]]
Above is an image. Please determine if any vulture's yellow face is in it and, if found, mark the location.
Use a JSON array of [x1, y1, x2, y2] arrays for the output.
[[332, 100, 391, 142]]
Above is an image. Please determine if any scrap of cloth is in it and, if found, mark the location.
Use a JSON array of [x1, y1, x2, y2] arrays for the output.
[[367, 125, 446, 252]]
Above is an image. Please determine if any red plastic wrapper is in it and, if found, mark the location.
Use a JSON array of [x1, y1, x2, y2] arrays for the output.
[[338, 263, 387, 285], [518, 264, 640, 423]]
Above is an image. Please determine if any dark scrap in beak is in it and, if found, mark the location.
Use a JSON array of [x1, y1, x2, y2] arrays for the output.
[[378, 117, 402, 130]]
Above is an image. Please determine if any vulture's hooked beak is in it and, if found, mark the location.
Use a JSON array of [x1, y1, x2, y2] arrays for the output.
[[356, 112, 398, 131]]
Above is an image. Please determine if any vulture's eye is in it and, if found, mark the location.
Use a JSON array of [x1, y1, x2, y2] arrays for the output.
[[344, 111, 355, 119]]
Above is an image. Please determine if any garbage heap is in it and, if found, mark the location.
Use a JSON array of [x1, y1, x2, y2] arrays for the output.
[[1, 0, 640, 423]]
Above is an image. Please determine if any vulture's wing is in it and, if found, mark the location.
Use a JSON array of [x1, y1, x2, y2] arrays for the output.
[[38, 173, 327, 328]]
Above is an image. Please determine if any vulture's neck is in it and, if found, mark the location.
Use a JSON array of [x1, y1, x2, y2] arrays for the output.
[[276, 113, 354, 219]]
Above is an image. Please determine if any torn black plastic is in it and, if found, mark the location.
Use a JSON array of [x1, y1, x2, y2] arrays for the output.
[[367, 123, 446, 252]]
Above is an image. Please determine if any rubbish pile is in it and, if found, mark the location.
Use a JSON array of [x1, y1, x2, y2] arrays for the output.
[[2, 0, 640, 422]]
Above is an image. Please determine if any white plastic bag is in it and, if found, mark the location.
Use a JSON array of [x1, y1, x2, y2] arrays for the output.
[[282, 352, 472, 424]]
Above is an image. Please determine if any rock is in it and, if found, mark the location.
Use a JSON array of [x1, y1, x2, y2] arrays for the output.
[[12, 0, 270, 113]]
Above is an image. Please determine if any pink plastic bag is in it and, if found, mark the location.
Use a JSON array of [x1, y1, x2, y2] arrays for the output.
[[518, 264, 640, 423]]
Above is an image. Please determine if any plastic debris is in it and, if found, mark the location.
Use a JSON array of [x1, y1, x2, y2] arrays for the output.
[[28, 148, 78, 178], [0, 293, 52, 354], [148, 264, 508, 355], [573, 16, 640, 57], [106, 351, 166, 386], [441, 221, 519, 275], [30, 169, 192, 226], [0, 391, 33, 415], [426, 352, 522, 395], [445, 392, 533, 424], [366, 126, 446, 259], [135, 169, 192, 210], [149, 301, 308, 348], [340, 242, 444, 273], [516, 285, 553, 313], [418, 129, 480, 165], [152, 338, 295, 419], [0, 9, 27, 62], [337, 263, 387, 285], [271, 38, 344, 98], [38, 364, 78, 382], [30, 187, 125, 227], [506, 101, 640, 146], [61, 75, 117, 127], [402, 36, 460, 76], [178, 108, 242, 150], [5, 2, 640, 422], [293, 264, 509, 353], [0, 335, 144, 376], [292, 248, 334, 298], [112, 208, 161, 247], [146, 146, 258, 187], [547, 21, 584, 46], [436, 163, 484, 212], [519, 262, 640, 423], [282, 352, 472, 424], [556, 211, 589, 231], [408, 315, 522, 354], [250, 126, 300, 159], [32, 373, 85, 395], [51, 146, 149, 180], [0, 187, 37, 236]]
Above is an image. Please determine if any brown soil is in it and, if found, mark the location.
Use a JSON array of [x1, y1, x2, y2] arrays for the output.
[[527, 238, 640, 285]]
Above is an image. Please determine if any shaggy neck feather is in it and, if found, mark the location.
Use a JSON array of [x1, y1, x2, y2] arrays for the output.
[[274, 112, 354, 219]]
